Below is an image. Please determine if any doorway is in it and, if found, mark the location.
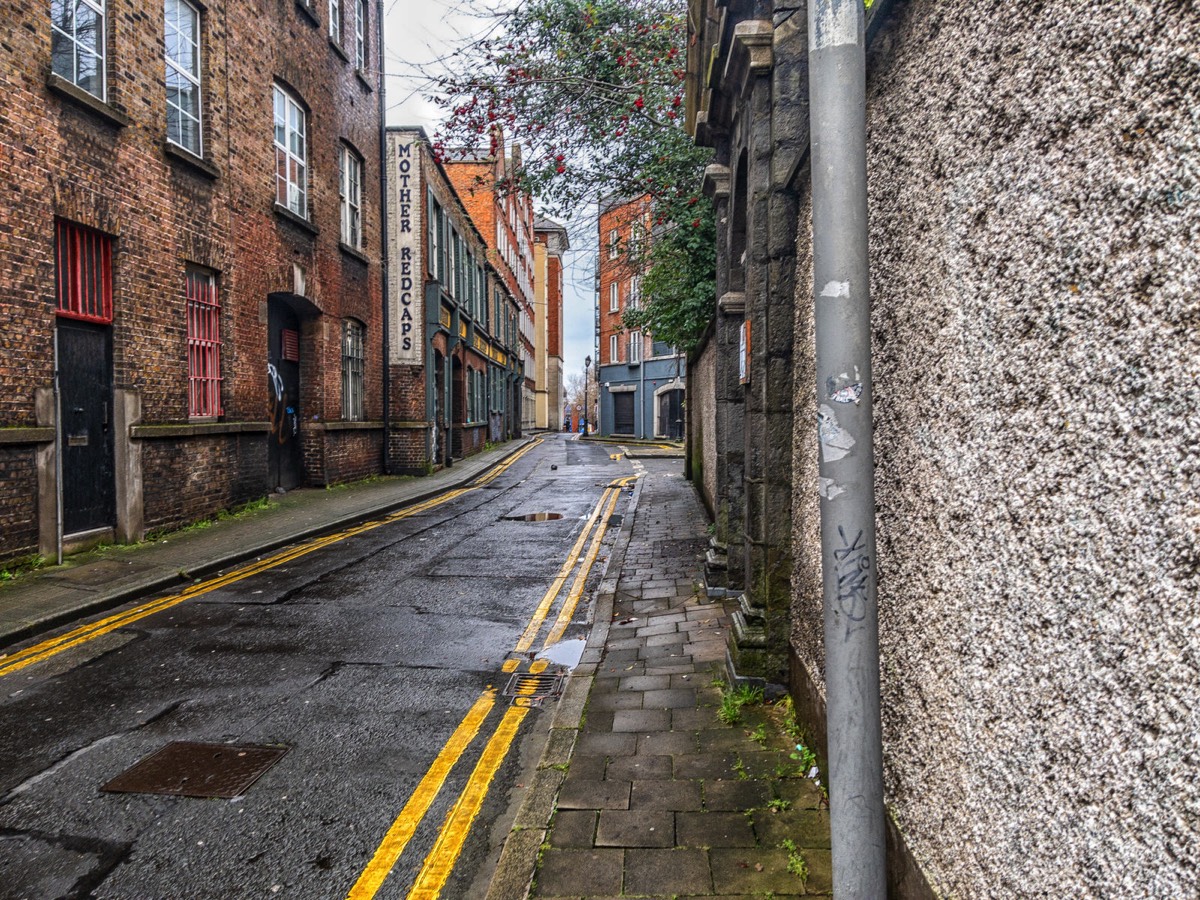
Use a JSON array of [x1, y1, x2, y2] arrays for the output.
[[613, 392, 635, 434], [57, 320, 115, 534], [267, 300, 302, 491]]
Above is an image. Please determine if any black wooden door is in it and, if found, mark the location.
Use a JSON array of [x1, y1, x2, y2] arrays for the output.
[[58, 321, 115, 534], [614, 392, 635, 434], [267, 302, 302, 491]]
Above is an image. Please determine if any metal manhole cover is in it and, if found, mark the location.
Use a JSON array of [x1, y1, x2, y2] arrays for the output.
[[101, 741, 288, 798], [502, 672, 565, 706]]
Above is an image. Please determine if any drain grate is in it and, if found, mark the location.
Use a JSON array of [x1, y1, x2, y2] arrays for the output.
[[502, 672, 565, 707], [101, 741, 288, 798]]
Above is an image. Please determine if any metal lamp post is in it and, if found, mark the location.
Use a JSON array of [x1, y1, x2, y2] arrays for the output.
[[583, 355, 591, 435]]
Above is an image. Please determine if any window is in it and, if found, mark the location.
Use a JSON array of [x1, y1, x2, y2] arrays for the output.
[[355, 0, 366, 70], [609, 282, 618, 312], [428, 195, 440, 278], [186, 268, 223, 417], [608, 228, 618, 259], [609, 334, 618, 364], [342, 319, 365, 420], [628, 275, 640, 309], [164, 0, 202, 156], [328, 0, 340, 43], [273, 84, 307, 216], [339, 144, 362, 248], [52, 0, 106, 99], [55, 219, 112, 323], [629, 331, 642, 364]]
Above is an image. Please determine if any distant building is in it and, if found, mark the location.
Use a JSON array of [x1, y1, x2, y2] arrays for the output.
[[0, 0, 384, 560], [384, 128, 523, 472], [533, 217, 569, 432], [442, 140, 538, 434], [596, 195, 686, 440]]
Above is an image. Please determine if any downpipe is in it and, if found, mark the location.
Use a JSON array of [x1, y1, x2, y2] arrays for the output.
[[808, 0, 886, 896]]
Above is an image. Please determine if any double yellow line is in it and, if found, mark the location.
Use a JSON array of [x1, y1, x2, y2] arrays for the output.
[[348, 476, 636, 900], [0, 440, 541, 681]]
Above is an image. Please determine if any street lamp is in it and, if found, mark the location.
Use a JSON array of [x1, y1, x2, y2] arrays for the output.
[[583, 355, 592, 435]]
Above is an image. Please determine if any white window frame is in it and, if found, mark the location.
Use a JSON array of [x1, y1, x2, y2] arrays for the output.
[[355, 0, 366, 70], [628, 275, 640, 310], [609, 334, 618, 364], [51, 0, 106, 99], [164, 0, 202, 156], [342, 319, 366, 421], [329, 0, 341, 43], [629, 331, 642, 364], [608, 228, 618, 259], [609, 282, 618, 312], [339, 144, 362, 249], [273, 85, 308, 217]]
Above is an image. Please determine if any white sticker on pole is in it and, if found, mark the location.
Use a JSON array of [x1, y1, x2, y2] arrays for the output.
[[817, 404, 856, 462], [810, 0, 862, 51]]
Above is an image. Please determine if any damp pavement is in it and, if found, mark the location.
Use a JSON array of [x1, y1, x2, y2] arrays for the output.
[[0, 433, 832, 898], [487, 463, 834, 899]]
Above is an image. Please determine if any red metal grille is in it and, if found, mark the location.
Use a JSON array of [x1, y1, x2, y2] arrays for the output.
[[55, 219, 113, 323], [187, 268, 223, 417], [281, 328, 300, 361]]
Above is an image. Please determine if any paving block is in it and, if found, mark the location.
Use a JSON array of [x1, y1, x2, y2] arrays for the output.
[[642, 687, 697, 709], [555, 779, 631, 810], [611, 709, 671, 733], [752, 808, 831, 851], [548, 810, 597, 848], [709, 848, 812, 896], [703, 779, 773, 810], [623, 848, 713, 896], [595, 809, 674, 847], [675, 810, 758, 849], [605, 754, 673, 781], [629, 779, 703, 811], [534, 849, 623, 897]]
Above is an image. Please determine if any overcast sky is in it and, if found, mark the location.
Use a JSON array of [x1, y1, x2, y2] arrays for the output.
[[382, 0, 599, 393]]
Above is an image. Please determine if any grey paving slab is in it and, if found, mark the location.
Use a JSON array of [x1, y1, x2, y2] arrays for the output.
[[675, 811, 757, 849], [573, 732, 637, 757], [629, 779, 703, 811], [618, 674, 670, 692], [637, 731, 699, 756], [642, 687, 697, 709], [595, 809, 674, 847], [604, 754, 673, 781], [703, 779, 773, 811], [534, 849, 624, 897], [548, 810, 597, 848], [611, 708, 671, 733], [623, 848, 713, 896], [555, 779, 632, 811]]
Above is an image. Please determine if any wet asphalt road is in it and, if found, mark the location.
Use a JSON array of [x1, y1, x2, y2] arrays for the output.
[[0, 434, 629, 900]]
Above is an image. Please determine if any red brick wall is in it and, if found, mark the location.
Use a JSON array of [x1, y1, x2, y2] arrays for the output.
[[598, 195, 651, 365], [0, 0, 385, 554]]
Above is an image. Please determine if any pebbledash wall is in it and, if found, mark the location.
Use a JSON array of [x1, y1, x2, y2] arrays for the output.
[[0, 0, 385, 562], [786, 1, 1199, 896]]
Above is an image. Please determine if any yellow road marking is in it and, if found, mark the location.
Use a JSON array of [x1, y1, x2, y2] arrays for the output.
[[404, 705, 531, 900], [0, 442, 545, 680], [345, 691, 495, 900], [543, 485, 623, 648], [350, 467, 632, 898], [511, 486, 615, 654]]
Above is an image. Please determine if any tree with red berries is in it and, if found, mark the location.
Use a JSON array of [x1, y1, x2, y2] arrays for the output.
[[430, 0, 715, 350]]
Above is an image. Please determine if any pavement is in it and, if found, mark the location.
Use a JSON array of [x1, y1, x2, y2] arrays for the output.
[[488, 462, 833, 899], [0, 433, 832, 898]]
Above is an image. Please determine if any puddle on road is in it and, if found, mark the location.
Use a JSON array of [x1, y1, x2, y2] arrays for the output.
[[535, 639, 586, 670], [501, 512, 564, 522]]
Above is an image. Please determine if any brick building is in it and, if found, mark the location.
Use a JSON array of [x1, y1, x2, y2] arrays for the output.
[[596, 194, 686, 439], [532, 217, 568, 432], [442, 140, 538, 433], [0, 0, 384, 562], [384, 128, 523, 473]]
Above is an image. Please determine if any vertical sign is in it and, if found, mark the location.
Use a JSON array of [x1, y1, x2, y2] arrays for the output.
[[389, 136, 423, 364], [739, 319, 751, 384]]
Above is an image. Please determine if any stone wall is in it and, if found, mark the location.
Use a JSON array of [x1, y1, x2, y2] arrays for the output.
[[687, 335, 717, 516], [789, 1, 1200, 895]]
